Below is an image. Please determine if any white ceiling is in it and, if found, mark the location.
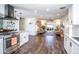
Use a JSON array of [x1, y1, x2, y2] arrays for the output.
[[11, 4, 71, 19]]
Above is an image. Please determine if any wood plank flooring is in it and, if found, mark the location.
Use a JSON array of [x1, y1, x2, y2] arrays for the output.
[[16, 32, 67, 54]]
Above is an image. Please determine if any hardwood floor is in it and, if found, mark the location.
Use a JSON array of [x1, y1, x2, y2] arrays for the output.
[[16, 32, 66, 54]]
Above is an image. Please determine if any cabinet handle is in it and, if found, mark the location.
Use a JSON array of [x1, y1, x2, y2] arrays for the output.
[[65, 37, 67, 41], [65, 38, 67, 41], [70, 42, 72, 47], [24, 36, 26, 38]]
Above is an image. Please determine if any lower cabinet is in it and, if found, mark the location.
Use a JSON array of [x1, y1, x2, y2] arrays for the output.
[[64, 36, 72, 54], [64, 35, 79, 54], [67, 38, 73, 54], [72, 42, 79, 54], [0, 36, 3, 54], [20, 32, 29, 46], [64, 35, 68, 51]]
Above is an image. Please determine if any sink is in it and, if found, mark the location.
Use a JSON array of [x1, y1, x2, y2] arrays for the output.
[[73, 37, 79, 41]]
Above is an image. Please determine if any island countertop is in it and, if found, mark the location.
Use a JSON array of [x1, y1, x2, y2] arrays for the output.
[[64, 33, 79, 46]]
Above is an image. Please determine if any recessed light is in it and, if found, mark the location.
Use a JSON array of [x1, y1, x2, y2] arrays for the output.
[[57, 13, 60, 16], [46, 8, 50, 12], [34, 10, 38, 14]]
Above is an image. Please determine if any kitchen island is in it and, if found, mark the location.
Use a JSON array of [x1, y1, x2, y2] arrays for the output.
[[64, 33, 79, 54]]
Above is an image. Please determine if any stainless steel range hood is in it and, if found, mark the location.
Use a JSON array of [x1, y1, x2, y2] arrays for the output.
[[0, 4, 17, 20]]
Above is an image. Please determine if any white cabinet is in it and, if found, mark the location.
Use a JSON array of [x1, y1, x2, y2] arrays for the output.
[[0, 4, 5, 17], [0, 36, 3, 54], [67, 38, 73, 54], [72, 5, 79, 24], [14, 8, 24, 20], [14, 8, 20, 19], [64, 35, 68, 51], [72, 42, 79, 54], [69, 5, 79, 25], [20, 32, 29, 46], [26, 18, 37, 35], [64, 36, 72, 54], [64, 35, 79, 54]]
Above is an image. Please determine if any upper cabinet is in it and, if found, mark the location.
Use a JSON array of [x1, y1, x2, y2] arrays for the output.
[[69, 5, 79, 25], [0, 4, 5, 17], [14, 8, 25, 20], [14, 8, 20, 19], [72, 5, 79, 24]]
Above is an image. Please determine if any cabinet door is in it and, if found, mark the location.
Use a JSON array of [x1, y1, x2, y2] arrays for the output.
[[68, 40, 72, 53], [14, 8, 24, 19], [64, 36, 67, 51], [20, 32, 28, 46], [67, 38, 73, 54], [0, 37, 3, 54], [72, 5, 79, 25], [14, 8, 20, 19], [0, 4, 5, 17], [72, 42, 79, 54], [64, 36, 71, 53]]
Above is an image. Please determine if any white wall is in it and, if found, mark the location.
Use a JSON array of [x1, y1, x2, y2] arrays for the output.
[[61, 14, 69, 27], [25, 18, 37, 35], [61, 14, 71, 36]]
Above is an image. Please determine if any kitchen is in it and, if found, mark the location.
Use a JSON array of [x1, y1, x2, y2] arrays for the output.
[[0, 4, 79, 54]]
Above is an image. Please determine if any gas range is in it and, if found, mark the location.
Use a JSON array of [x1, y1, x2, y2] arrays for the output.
[[3, 32, 20, 54]]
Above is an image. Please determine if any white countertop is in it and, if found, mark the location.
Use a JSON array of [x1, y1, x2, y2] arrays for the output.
[[64, 33, 79, 45]]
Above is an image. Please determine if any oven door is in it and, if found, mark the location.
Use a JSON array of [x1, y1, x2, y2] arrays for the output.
[[6, 39, 11, 48], [3, 37, 11, 53], [3, 34, 19, 53]]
